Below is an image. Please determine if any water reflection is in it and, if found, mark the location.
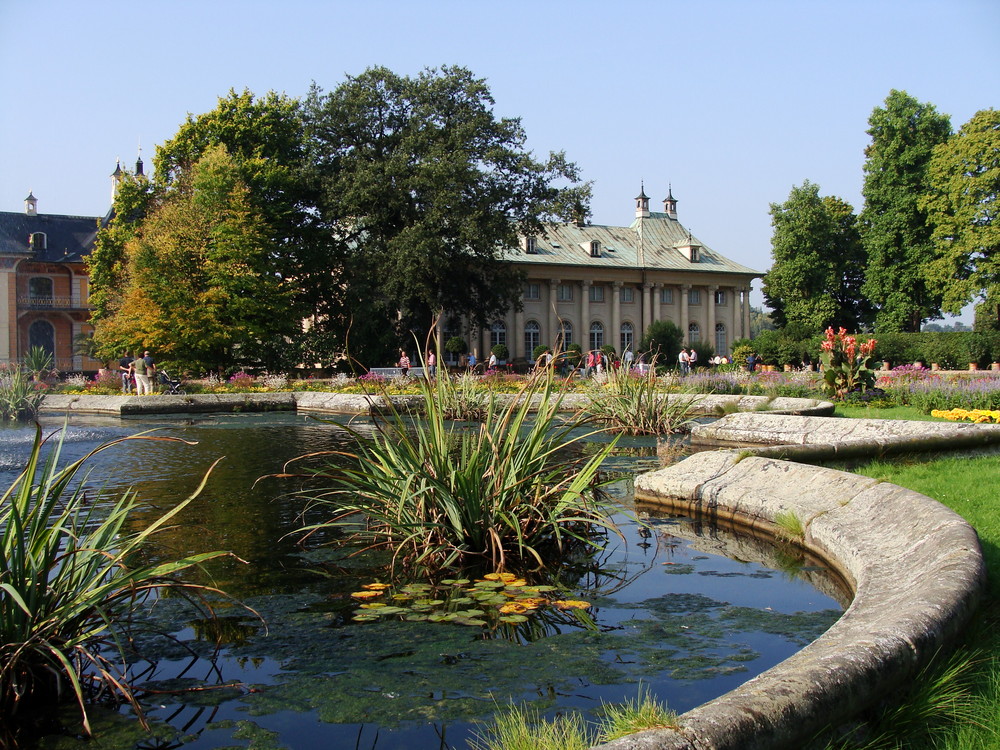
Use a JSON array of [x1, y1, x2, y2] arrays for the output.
[[10, 413, 845, 750]]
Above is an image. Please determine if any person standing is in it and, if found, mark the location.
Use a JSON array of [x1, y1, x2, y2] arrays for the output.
[[467, 351, 477, 372], [688, 348, 698, 371], [119, 352, 134, 394], [398, 351, 410, 377], [623, 348, 634, 371], [426, 350, 436, 379], [488, 350, 498, 370], [678, 348, 690, 375], [135, 350, 155, 395]]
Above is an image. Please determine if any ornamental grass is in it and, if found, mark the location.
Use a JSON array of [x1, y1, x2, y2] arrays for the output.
[[0, 426, 231, 738], [583, 365, 702, 436], [294, 368, 622, 573]]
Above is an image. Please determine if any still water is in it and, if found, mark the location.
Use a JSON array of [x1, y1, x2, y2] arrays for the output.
[[7, 412, 847, 750]]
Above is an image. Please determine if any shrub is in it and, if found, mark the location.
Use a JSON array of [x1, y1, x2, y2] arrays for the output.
[[490, 343, 509, 361]]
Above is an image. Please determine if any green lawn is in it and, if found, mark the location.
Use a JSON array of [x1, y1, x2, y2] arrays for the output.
[[842, 417, 1000, 748]]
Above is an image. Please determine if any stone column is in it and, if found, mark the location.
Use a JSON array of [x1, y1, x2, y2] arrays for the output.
[[514, 307, 525, 360], [580, 280, 591, 351], [680, 284, 691, 345], [707, 285, 718, 354], [652, 283, 661, 325], [548, 279, 560, 349], [611, 281, 622, 354], [742, 287, 751, 339], [642, 282, 653, 334]]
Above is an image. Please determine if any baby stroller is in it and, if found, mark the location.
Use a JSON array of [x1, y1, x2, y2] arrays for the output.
[[157, 369, 186, 395]]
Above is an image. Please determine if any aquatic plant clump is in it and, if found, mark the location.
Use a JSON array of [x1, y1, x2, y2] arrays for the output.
[[297, 369, 623, 573], [584, 367, 701, 436], [0, 365, 45, 420], [0, 426, 231, 736]]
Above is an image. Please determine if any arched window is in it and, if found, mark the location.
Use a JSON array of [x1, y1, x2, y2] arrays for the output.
[[524, 320, 540, 358], [28, 319, 55, 359], [589, 321, 604, 351], [620, 321, 634, 354], [557, 320, 573, 350], [715, 323, 727, 355], [688, 321, 701, 345], [29, 277, 53, 305], [490, 321, 507, 349]]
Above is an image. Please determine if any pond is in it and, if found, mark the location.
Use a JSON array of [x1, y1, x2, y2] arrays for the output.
[[6, 412, 849, 749]]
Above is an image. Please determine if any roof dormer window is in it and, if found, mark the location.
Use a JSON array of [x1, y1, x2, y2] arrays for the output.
[[522, 236, 537, 254], [29, 232, 46, 252], [589, 240, 600, 258]]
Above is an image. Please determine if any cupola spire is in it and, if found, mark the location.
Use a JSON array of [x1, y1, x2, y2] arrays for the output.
[[635, 182, 650, 219]]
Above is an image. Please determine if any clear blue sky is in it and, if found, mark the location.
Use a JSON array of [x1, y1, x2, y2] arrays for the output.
[[2, 0, 997, 318]]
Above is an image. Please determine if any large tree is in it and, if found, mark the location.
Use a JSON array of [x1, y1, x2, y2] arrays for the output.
[[97, 146, 297, 371], [762, 181, 870, 331], [922, 109, 1000, 329], [860, 90, 952, 332], [90, 90, 342, 369], [303, 66, 591, 360]]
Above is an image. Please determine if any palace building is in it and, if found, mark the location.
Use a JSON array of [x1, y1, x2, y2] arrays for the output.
[[460, 186, 760, 362], [0, 168, 759, 371]]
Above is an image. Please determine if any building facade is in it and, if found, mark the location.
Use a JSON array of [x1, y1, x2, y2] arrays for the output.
[[461, 187, 760, 362], [0, 192, 103, 371]]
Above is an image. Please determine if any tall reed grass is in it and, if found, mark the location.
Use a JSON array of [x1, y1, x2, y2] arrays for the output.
[[296, 369, 622, 573], [0, 426, 230, 737], [584, 366, 701, 435]]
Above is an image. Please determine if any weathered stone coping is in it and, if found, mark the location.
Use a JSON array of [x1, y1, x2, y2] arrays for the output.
[[40, 392, 834, 417], [692, 412, 1000, 460], [596, 419, 990, 750]]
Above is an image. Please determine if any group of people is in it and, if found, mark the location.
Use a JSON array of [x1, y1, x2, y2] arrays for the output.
[[397, 350, 441, 378], [118, 351, 156, 395]]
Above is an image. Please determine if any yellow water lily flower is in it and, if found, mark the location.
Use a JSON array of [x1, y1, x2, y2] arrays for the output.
[[553, 599, 591, 610]]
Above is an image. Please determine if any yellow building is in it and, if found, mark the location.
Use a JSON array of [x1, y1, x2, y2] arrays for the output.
[[460, 186, 760, 362]]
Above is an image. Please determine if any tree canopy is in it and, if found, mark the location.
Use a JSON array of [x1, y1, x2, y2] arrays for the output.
[[96, 146, 297, 371], [762, 181, 870, 331], [860, 89, 952, 332], [303, 66, 591, 358], [922, 109, 1000, 329]]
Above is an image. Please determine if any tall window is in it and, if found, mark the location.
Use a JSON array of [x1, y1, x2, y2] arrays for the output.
[[558, 320, 573, 349], [620, 321, 634, 354], [588, 284, 605, 303], [660, 287, 673, 305], [620, 286, 634, 304], [688, 322, 701, 345], [715, 323, 727, 355], [524, 320, 540, 358], [490, 321, 507, 350], [524, 283, 540, 300], [714, 290, 727, 305], [28, 319, 54, 359], [589, 240, 601, 257], [688, 289, 701, 305], [29, 277, 53, 304], [589, 321, 604, 351], [557, 284, 574, 302]]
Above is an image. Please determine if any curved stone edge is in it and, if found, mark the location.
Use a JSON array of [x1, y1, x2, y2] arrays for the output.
[[594, 450, 988, 750], [40, 392, 834, 418]]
